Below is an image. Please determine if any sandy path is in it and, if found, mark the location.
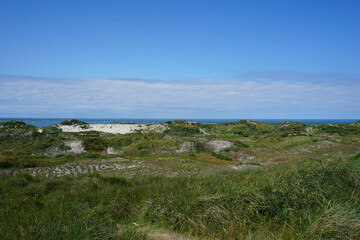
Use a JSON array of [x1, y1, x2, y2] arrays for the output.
[[0, 161, 138, 177]]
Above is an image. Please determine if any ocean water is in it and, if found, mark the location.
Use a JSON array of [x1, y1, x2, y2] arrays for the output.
[[0, 118, 358, 128]]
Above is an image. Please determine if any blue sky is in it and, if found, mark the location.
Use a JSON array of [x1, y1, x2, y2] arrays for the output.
[[0, 0, 359, 118]]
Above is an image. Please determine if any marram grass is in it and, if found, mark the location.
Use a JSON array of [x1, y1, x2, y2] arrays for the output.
[[1, 157, 360, 239], [1, 119, 360, 239]]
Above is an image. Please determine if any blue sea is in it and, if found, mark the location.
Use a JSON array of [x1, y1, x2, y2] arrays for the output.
[[0, 118, 358, 128]]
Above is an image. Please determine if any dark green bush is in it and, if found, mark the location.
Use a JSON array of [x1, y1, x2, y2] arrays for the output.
[[83, 138, 107, 152], [42, 126, 62, 134]]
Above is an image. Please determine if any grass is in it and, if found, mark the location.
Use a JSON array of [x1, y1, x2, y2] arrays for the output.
[[59, 119, 89, 129], [2, 158, 360, 239], [1, 119, 360, 239], [122, 138, 179, 156], [196, 153, 240, 165], [275, 136, 319, 149], [0, 121, 38, 134]]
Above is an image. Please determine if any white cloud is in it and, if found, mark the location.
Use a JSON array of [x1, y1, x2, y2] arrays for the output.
[[0, 74, 359, 118]]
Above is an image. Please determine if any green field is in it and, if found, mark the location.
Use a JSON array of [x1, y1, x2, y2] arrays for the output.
[[1, 119, 360, 239]]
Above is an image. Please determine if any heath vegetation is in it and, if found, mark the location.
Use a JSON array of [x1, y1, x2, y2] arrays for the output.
[[1, 119, 360, 239]]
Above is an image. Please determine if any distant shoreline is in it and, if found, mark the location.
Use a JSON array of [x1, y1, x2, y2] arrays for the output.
[[0, 118, 359, 128]]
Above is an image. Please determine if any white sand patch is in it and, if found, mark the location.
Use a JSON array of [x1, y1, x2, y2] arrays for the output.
[[199, 128, 208, 135], [59, 123, 145, 134], [0, 161, 137, 177], [44, 140, 85, 156], [59, 123, 169, 134], [64, 140, 85, 154], [305, 127, 313, 134], [145, 124, 169, 133], [107, 146, 123, 155], [207, 140, 234, 152], [175, 141, 195, 153]]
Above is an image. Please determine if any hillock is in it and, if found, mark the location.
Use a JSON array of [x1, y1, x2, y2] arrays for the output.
[[60, 119, 89, 129], [164, 120, 202, 136], [0, 121, 38, 134]]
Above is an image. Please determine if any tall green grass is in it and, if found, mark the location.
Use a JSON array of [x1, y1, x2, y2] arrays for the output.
[[1, 157, 360, 239]]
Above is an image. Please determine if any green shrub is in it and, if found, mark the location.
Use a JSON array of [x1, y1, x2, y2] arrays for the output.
[[42, 125, 62, 134], [83, 138, 107, 152], [164, 125, 201, 136]]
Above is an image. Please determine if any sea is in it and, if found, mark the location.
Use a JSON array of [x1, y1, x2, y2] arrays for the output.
[[0, 118, 358, 128]]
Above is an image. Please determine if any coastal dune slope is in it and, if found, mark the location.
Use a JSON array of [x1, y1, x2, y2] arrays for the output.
[[56, 119, 168, 134], [1, 119, 360, 239], [59, 123, 145, 134]]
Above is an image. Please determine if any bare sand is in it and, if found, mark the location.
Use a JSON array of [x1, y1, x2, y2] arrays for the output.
[[58, 123, 168, 134]]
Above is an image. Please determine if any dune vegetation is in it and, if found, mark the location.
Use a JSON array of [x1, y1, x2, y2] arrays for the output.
[[1, 119, 360, 239]]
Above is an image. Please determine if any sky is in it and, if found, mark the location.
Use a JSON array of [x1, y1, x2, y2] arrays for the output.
[[0, 0, 359, 118]]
